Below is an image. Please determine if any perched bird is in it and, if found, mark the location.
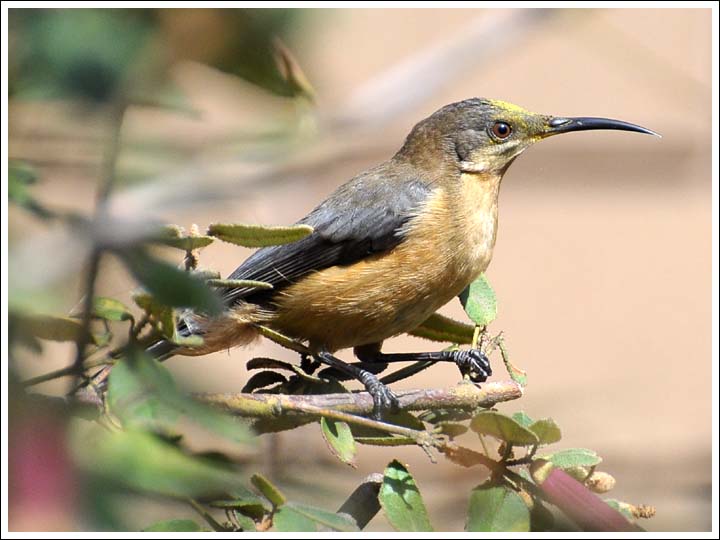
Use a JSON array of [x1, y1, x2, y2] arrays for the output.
[[150, 98, 658, 416]]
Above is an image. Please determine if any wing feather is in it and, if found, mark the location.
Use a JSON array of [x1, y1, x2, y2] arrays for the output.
[[223, 167, 432, 305]]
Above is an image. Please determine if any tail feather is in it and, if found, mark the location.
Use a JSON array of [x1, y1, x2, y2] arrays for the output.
[[144, 303, 267, 360]]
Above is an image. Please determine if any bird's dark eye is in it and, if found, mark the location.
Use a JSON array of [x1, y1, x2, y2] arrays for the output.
[[490, 121, 512, 140]]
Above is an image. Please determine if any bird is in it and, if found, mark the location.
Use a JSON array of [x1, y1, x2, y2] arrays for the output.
[[149, 97, 658, 417]]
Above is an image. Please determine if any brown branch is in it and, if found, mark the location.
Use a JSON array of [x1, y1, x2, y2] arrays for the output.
[[194, 380, 523, 419]]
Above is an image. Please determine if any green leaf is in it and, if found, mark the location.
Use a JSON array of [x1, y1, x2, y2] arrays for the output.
[[107, 355, 179, 431], [207, 223, 313, 248], [251, 473, 286, 507], [232, 512, 258, 531], [191, 269, 222, 281], [108, 349, 254, 444], [132, 293, 173, 338], [8, 160, 38, 207], [120, 247, 222, 315], [529, 418, 562, 445], [12, 312, 89, 343], [152, 225, 215, 251], [320, 417, 357, 467], [500, 343, 528, 387], [274, 506, 317, 532], [133, 293, 202, 346], [71, 428, 240, 498], [466, 483, 530, 532], [209, 496, 267, 520], [470, 411, 539, 446], [143, 519, 204, 532], [538, 448, 602, 469], [434, 422, 468, 438], [282, 502, 359, 532], [409, 313, 474, 344], [207, 278, 273, 290], [93, 297, 133, 322], [459, 274, 497, 326], [379, 460, 433, 532], [209, 492, 267, 523], [511, 411, 534, 428]]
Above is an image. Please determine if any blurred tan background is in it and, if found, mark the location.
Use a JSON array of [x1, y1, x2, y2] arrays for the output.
[[9, 8, 712, 531]]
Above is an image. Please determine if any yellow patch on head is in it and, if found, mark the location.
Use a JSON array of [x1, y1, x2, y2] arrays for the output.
[[487, 99, 539, 131]]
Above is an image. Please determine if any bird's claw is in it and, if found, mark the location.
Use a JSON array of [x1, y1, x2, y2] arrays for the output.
[[361, 373, 399, 419], [454, 349, 492, 383]]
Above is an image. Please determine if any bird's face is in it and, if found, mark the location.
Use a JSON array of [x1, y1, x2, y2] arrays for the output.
[[406, 98, 658, 176]]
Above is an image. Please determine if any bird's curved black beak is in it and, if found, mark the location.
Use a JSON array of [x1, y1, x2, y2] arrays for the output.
[[547, 117, 661, 137]]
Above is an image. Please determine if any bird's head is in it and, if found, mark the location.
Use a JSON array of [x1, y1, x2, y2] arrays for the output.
[[397, 98, 659, 175]]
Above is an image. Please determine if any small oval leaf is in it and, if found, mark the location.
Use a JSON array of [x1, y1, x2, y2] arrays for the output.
[[283, 502, 359, 532], [434, 422, 468, 438], [320, 417, 357, 467], [470, 411, 539, 446], [153, 227, 215, 251], [207, 223, 314, 248], [466, 483, 530, 532], [273, 506, 316, 532], [379, 460, 433, 532], [93, 297, 134, 322], [529, 418, 562, 445], [538, 448, 602, 469], [459, 274, 497, 326], [251, 473, 286, 507], [511, 411, 534, 428], [409, 313, 474, 344]]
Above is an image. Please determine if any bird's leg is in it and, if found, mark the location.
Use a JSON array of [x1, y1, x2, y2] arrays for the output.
[[314, 351, 399, 419], [317, 360, 388, 381], [354, 343, 492, 383]]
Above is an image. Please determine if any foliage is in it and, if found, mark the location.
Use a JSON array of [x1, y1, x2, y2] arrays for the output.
[[7, 9, 653, 532]]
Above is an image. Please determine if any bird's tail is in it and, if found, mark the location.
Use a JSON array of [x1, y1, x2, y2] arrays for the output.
[[145, 302, 268, 361]]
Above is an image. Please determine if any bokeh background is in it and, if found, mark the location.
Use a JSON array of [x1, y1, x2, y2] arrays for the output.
[[8, 7, 713, 531]]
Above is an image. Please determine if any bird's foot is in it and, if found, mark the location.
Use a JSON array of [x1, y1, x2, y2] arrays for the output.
[[452, 349, 492, 383], [357, 370, 399, 420]]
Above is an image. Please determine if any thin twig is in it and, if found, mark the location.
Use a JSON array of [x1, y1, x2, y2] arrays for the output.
[[22, 357, 116, 388]]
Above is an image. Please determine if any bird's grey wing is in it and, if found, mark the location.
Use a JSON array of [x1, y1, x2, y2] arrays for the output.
[[222, 173, 432, 306]]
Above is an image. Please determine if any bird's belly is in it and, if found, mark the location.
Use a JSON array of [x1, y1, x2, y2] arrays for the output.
[[269, 255, 473, 351], [269, 187, 497, 351]]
